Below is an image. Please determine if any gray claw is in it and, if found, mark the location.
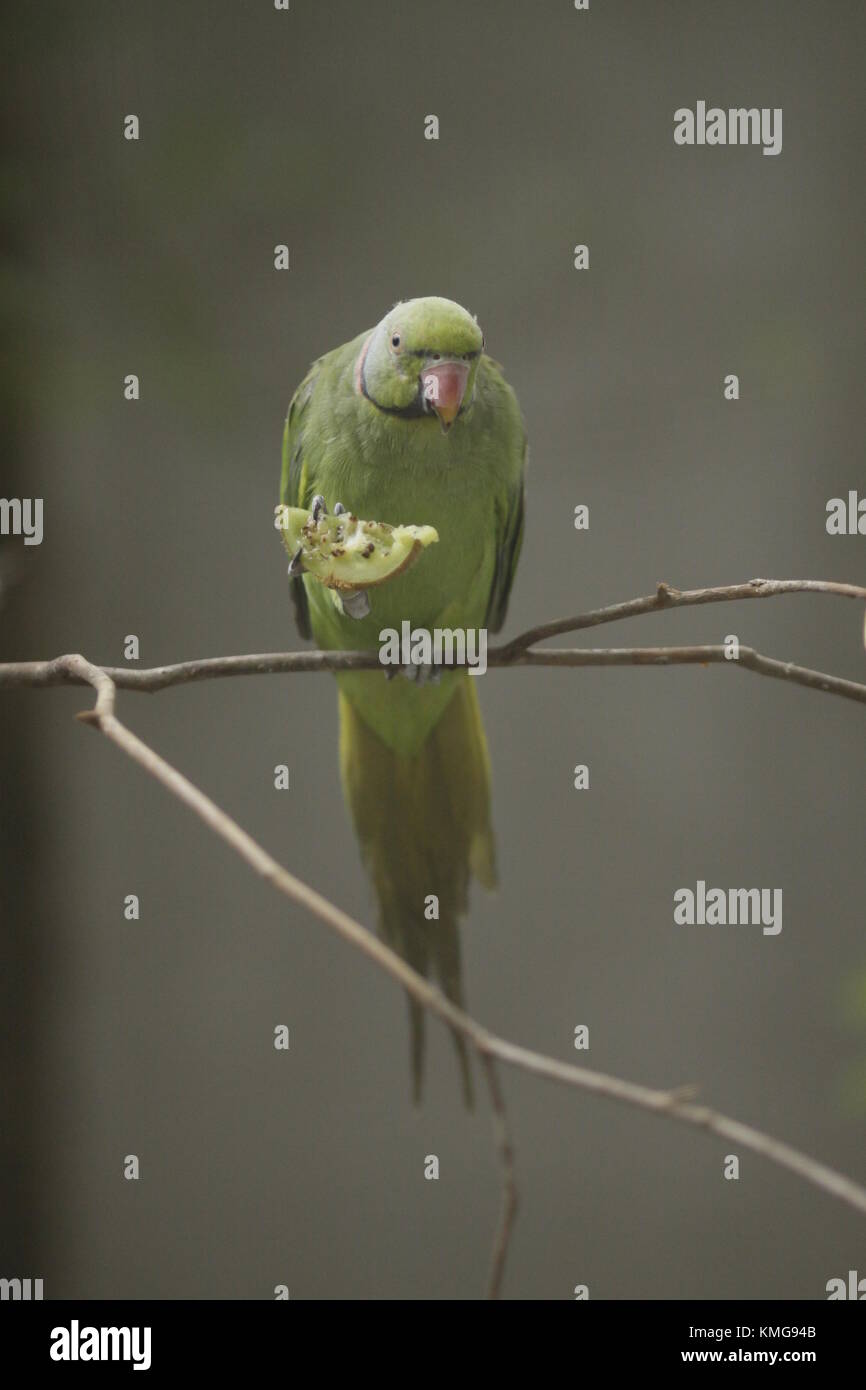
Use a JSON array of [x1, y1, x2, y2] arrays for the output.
[[415, 663, 442, 686], [341, 589, 371, 620], [311, 494, 326, 521], [333, 501, 346, 515], [382, 663, 440, 683], [288, 545, 304, 577]]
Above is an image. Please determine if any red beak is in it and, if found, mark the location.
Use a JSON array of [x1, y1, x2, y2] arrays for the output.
[[420, 360, 469, 430]]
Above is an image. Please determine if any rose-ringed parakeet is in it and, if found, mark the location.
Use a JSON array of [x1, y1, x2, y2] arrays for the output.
[[281, 296, 526, 1101]]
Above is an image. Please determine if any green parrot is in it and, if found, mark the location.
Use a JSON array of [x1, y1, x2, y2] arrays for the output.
[[280, 296, 526, 1102]]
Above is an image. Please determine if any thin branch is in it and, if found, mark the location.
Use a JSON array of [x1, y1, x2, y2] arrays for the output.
[[3, 646, 865, 707], [517, 645, 866, 705], [498, 577, 866, 656], [2, 578, 864, 705], [479, 1053, 518, 1300], [51, 653, 866, 1305]]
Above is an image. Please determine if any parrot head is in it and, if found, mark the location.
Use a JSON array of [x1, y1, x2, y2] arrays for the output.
[[357, 296, 484, 432]]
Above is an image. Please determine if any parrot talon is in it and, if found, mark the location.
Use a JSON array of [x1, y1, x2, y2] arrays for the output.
[[340, 588, 371, 620], [394, 663, 441, 685], [416, 663, 441, 686], [311, 494, 327, 521], [333, 501, 346, 515], [288, 545, 304, 577]]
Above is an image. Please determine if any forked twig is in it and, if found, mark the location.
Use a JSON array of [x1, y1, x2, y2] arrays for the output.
[[35, 648, 866, 1300]]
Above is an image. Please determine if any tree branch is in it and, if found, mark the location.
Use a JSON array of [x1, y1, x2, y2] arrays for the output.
[[2, 577, 864, 705], [498, 577, 866, 656], [42, 651, 866, 1302], [479, 1053, 518, 1300], [3, 577, 865, 1294]]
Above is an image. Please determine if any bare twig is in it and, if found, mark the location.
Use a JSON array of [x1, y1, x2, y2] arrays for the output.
[[478, 1053, 518, 1300], [2, 645, 865, 705], [515, 645, 866, 704], [498, 577, 866, 656], [45, 653, 866, 1303], [2, 578, 864, 705]]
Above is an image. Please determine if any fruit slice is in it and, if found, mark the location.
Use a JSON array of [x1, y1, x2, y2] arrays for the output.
[[277, 505, 438, 592]]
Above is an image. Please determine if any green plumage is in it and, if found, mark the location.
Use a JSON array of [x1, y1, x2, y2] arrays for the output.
[[281, 297, 526, 1099]]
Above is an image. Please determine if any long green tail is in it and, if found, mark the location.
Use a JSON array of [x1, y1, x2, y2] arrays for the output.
[[338, 675, 496, 1105]]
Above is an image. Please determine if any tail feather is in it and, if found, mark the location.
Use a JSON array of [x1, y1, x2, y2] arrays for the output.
[[338, 675, 495, 1104]]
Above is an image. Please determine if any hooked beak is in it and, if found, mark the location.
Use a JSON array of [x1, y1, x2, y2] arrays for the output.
[[420, 359, 469, 432]]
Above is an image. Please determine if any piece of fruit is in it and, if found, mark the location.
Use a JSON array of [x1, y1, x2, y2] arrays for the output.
[[277, 505, 438, 591]]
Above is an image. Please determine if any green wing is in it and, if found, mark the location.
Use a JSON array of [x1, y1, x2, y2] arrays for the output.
[[280, 360, 322, 640], [485, 476, 525, 633], [483, 360, 526, 634]]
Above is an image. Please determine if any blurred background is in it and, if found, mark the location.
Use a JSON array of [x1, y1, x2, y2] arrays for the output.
[[2, 0, 864, 1299]]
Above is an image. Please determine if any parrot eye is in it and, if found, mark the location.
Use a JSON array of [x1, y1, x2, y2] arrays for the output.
[[390, 333, 401, 350]]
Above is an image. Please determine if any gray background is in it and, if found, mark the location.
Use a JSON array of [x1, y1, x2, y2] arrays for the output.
[[2, 0, 864, 1299]]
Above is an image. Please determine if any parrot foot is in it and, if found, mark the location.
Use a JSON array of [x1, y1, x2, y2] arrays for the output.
[[338, 588, 371, 620], [297, 496, 370, 618], [384, 663, 442, 685], [312, 495, 348, 521]]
